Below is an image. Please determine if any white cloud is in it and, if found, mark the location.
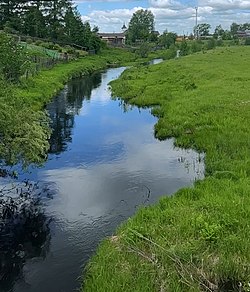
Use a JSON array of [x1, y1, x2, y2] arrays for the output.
[[78, 0, 250, 34], [199, 0, 250, 10], [149, 0, 184, 8]]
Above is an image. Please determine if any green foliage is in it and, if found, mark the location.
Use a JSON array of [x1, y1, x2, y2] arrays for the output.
[[206, 38, 216, 50], [195, 23, 211, 37], [214, 24, 225, 39], [15, 48, 136, 108], [180, 40, 189, 56], [245, 38, 250, 45], [136, 42, 152, 58], [0, 78, 50, 167], [190, 40, 203, 53], [0, 32, 27, 82], [158, 32, 177, 49], [0, 0, 101, 52], [26, 38, 33, 44], [216, 39, 224, 46], [84, 47, 250, 291], [126, 9, 155, 44], [0, 47, 135, 168], [213, 25, 233, 41]]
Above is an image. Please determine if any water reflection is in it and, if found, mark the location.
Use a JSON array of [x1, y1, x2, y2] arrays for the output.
[[1, 66, 204, 292], [0, 182, 51, 292], [47, 72, 102, 154]]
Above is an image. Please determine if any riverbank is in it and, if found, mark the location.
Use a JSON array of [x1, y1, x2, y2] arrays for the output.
[[14, 48, 136, 110], [83, 46, 250, 291], [0, 48, 138, 167]]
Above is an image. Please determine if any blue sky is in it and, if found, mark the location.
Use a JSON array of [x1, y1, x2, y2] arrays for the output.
[[74, 0, 250, 34]]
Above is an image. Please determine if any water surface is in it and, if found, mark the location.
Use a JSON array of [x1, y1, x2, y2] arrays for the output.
[[0, 66, 204, 292]]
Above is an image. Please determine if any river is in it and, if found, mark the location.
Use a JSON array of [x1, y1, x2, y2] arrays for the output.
[[0, 65, 204, 292]]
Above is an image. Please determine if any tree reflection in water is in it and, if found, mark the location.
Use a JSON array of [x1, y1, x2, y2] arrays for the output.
[[47, 72, 102, 154], [0, 180, 52, 292]]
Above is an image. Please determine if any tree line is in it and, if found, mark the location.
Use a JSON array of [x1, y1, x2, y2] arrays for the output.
[[195, 22, 250, 40], [0, 0, 101, 51], [126, 9, 250, 45]]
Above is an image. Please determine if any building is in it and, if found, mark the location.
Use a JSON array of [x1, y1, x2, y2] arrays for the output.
[[98, 33, 126, 46], [237, 30, 250, 38]]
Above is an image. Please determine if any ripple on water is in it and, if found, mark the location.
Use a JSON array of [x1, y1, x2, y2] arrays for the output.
[[0, 65, 204, 292]]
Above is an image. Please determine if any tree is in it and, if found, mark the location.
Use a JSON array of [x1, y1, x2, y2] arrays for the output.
[[22, 4, 47, 38], [0, 32, 27, 82], [214, 25, 224, 39], [126, 9, 155, 43], [0, 1, 102, 51], [230, 22, 240, 37], [158, 32, 177, 48], [196, 23, 211, 37], [64, 6, 85, 44], [137, 42, 151, 58], [43, 0, 71, 40], [180, 40, 189, 56], [222, 30, 232, 40]]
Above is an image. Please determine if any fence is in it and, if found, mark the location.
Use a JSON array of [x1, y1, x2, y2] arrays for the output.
[[20, 42, 77, 79]]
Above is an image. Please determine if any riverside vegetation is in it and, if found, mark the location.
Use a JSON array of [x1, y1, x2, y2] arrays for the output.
[[83, 46, 250, 291], [0, 31, 136, 167]]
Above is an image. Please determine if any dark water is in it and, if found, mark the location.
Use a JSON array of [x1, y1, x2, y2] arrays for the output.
[[0, 66, 204, 292]]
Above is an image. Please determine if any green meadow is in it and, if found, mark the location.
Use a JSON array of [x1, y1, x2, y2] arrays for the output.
[[83, 47, 250, 291]]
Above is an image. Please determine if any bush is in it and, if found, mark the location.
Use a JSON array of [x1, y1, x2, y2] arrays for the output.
[[64, 45, 76, 55], [40, 42, 48, 48], [136, 42, 152, 58], [35, 40, 43, 46], [53, 44, 63, 51], [26, 38, 33, 44], [0, 32, 27, 82], [190, 40, 203, 53], [206, 38, 216, 50], [245, 38, 250, 45], [216, 39, 224, 47], [180, 40, 189, 56], [76, 50, 88, 58]]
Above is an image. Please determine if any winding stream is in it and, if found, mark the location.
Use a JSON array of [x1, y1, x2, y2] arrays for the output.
[[1, 65, 204, 292]]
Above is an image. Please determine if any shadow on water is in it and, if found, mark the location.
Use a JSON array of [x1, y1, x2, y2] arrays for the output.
[[0, 65, 205, 292], [47, 72, 102, 154], [0, 181, 52, 292]]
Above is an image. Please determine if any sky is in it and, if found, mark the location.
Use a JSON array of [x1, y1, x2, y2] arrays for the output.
[[74, 0, 250, 34]]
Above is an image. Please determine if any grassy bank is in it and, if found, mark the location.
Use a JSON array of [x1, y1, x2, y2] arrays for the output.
[[1, 47, 139, 167], [83, 46, 250, 291], [14, 48, 136, 109]]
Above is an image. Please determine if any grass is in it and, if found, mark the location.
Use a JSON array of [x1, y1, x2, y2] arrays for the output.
[[83, 46, 250, 291], [0, 47, 137, 166], [14, 48, 136, 109]]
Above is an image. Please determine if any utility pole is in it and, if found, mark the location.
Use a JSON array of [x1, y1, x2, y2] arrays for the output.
[[195, 6, 198, 39]]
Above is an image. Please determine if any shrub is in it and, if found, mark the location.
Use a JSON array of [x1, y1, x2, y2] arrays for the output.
[[136, 42, 152, 58], [245, 38, 250, 46], [53, 44, 63, 51], [216, 39, 224, 47], [26, 38, 33, 44], [206, 38, 216, 50], [190, 40, 203, 53], [35, 40, 43, 46], [64, 45, 76, 55], [0, 32, 27, 82], [76, 50, 88, 58]]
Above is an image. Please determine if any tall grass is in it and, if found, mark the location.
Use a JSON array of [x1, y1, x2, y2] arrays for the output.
[[14, 48, 136, 109], [83, 47, 250, 291]]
